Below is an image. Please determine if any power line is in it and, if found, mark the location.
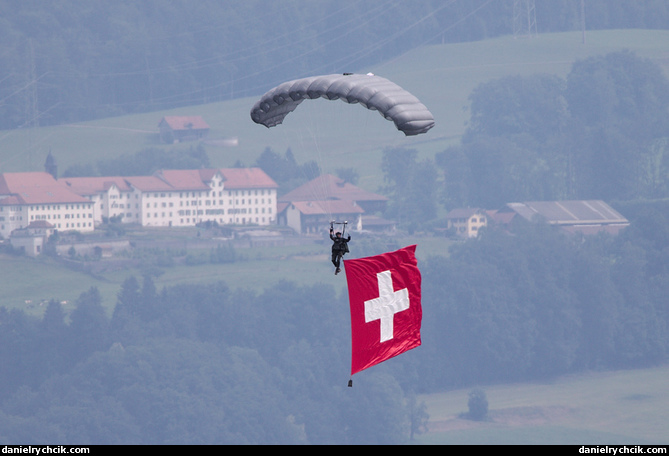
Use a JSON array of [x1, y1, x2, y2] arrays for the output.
[[513, 0, 537, 39]]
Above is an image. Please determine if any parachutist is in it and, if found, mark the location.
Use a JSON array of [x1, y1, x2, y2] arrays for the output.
[[330, 227, 351, 275]]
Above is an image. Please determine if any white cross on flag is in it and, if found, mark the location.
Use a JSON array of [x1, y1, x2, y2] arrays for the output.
[[344, 245, 422, 376]]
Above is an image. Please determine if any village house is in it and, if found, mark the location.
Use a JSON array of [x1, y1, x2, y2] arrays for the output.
[[8, 220, 55, 256], [277, 174, 390, 234], [158, 116, 210, 143], [445, 207, 488, 238]]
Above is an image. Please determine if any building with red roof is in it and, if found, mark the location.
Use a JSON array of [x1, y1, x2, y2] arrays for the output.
[[57, 168, 278, 228], [158, 116, 210, 143], [0, 172, 95, 238], [278, 174, 389, 234], [2, 166, 278, 237]]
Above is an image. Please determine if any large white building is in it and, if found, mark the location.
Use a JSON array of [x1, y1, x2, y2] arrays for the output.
[[0, 168, 278, 238], [0, 172, 95, 238]]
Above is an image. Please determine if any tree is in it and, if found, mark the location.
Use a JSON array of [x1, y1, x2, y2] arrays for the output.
[[407, 392, 429, 440], [0, 308, 41, 400], [336, 167, 359, 185], [139, 274, 159, 322], [566, 51, 669, 141], [341, 372, 408, 444], [39, 300, 69, 375], [466, 388, 489, 421], [565, 51, 669, 199], [381, 147, 438, 228], [255, 147, 320, 194], [67, 287, 110, 363], [465, 74, 568, 143]]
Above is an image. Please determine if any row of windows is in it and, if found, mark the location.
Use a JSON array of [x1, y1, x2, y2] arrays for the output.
[[109, 194, 137, 199], [145, 199, 274, 208], [58, 222, 93, 229], [148, 206, 274, 218], [104, 188, 274, 200], [1, 204, 91, 212], [1, 221, 94, 230], [103, 199, 275, 211], [179, 217, 272, 225], [145, 189, 274, 198], [29, 204, 92, 211], [31, 213, 93, 221], [451, 217, 486, 224]]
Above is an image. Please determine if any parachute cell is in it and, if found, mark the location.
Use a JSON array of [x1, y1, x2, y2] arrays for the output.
[[250, 73, 435, 136]]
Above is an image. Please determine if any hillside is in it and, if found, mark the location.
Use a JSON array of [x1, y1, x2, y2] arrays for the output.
[[0, 232, 454, 316], [2, 30, 669, 194]]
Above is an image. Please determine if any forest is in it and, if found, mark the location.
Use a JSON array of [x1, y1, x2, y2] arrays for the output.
[[1, 209, 668, 444]]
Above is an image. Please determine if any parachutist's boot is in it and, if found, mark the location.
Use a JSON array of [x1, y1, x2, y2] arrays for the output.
[[335, 267, 341, 275]]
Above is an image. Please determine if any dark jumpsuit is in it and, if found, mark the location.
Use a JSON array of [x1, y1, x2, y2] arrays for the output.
[[330, 230, 350, 271]]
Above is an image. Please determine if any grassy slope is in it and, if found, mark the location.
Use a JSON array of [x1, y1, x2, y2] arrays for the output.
[[0, 234, 449, 315], [415, 364, 669, 444], [2, 30, 668, 191]]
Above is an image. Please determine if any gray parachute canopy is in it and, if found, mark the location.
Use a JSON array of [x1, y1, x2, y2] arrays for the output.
[[250, 73, 435, 136]]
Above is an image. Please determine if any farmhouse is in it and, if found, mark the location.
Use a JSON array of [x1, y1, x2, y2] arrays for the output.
[[277, 174, 389, 234], [158, 116, 210, 143], [445, 207, 487, 238]]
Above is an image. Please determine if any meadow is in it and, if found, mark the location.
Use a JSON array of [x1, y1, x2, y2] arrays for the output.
[[0, 233, 453, 316], [2, 29, 669, 193], [415, 364, 669, 445]]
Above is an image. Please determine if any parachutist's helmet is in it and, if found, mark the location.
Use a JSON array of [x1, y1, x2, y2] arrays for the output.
[[335, 232, 341, 236]]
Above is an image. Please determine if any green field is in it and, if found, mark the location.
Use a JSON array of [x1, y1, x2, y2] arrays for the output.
[[0, 244, 342, 316], [415, 365, 669, 445], [0, 234, 452, 316], [2, 30, 669, 193]]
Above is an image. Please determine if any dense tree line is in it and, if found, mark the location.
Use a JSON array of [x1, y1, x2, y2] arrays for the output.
[[1, 0, 668, 130], [1, 209, 668, 443], [62, 144, 210, 178], [431, 50, 669, 212]]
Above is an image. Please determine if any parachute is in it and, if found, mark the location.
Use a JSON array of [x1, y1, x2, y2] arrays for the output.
[[250, 73, 435, 136]]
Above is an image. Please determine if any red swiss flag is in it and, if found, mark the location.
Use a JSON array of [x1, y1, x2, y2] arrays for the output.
[[343, 245, 422, 376]]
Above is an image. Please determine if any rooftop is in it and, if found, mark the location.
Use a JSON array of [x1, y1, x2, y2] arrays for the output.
[[279, 174, 387, 203], [159, 116, 210, 131], [503, 200, 629, 226]]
